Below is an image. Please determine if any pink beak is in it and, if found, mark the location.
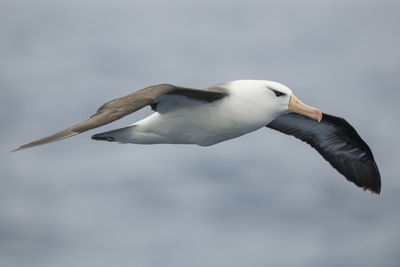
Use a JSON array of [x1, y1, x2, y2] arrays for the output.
[[289, 94, 322, 122]]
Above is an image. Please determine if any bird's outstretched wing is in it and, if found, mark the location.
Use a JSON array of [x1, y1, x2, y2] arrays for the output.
[[266, 113, 381, 194], [12, 84, 228, 152]]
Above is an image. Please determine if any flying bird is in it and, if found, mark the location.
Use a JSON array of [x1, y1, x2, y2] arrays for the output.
[[12, 80, 381, 193]]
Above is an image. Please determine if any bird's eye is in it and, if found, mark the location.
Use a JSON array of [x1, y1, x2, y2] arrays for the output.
[[269, 88, 286, 97]]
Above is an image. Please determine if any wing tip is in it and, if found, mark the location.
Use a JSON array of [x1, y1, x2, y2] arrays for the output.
[[349, 162, 381, 195], [364, 186, 381, 195], [362, 162, 381, 195], [10, 147, 23, 153], [10, 143, 38, 153], [11, 130, 79, 153], [360, 171, 381, 195]]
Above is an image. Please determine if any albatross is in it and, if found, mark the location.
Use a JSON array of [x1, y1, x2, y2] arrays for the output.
[[12, 80, 381, 193]]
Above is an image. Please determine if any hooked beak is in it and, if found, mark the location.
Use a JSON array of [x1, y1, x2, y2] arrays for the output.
[[289, 94, 322, 122]]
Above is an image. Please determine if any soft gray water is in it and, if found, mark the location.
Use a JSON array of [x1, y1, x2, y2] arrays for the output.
[[1, 0, 399, 266]]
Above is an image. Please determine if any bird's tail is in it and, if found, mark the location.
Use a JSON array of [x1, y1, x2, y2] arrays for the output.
[[91, 125, 136, 143]]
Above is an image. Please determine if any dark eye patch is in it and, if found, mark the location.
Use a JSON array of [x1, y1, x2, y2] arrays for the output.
[[269, 88, 286, 97]]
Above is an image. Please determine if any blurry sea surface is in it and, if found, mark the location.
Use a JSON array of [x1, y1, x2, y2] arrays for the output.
[[1, 0, 399, 266]]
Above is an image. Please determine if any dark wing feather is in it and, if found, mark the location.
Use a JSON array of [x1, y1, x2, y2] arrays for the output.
[[12, 84, 227, 152], [266, 113, 381, 194]]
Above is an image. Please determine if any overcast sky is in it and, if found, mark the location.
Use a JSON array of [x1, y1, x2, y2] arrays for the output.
[[1, 0, 400, 266]]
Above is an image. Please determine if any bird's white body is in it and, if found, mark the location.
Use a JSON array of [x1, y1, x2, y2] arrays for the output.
[[102, 80, 293, 146]]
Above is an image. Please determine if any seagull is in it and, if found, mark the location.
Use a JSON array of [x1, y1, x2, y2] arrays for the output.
[[12, 80, 381, 193]]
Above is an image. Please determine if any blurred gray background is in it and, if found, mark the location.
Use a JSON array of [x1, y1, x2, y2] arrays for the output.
[[1, 0, 399, 266]]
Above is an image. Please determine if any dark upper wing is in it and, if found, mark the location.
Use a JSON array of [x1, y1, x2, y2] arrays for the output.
[[12, 84, 228, 152], [150, 86, 228, 112], [266, 113, 381, 194]]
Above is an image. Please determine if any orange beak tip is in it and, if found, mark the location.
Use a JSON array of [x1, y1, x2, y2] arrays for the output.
[[289, 94, 323, 122], [315, 109, 323, 122]]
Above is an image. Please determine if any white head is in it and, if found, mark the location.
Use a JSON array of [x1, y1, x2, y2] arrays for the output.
[[225, 80, 322, 122]]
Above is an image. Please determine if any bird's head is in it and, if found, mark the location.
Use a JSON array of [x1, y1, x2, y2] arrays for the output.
[[220, 80, 322, 123], [261, 80, 322, 122]]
